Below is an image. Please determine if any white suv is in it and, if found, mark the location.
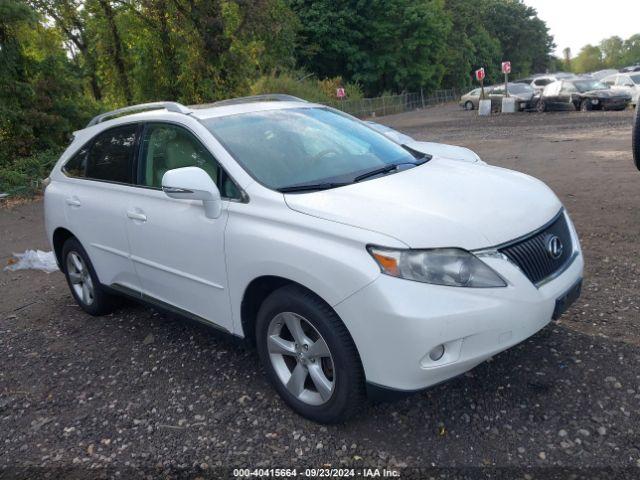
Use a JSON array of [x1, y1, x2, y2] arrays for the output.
[[44, 96, 584, 423]]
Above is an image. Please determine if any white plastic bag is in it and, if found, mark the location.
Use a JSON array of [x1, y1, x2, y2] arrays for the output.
[[4, 250, 59, 273]]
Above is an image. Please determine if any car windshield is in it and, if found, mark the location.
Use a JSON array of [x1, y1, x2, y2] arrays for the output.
[[573, 80, 608, 92], [508, 84, 533, 94], [203, 108, 420, 191], [630, 74, 640, 85]]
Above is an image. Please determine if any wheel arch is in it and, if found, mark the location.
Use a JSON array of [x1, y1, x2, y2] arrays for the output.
[[240, 275, 335, 345], [52, 227, 76, 270]]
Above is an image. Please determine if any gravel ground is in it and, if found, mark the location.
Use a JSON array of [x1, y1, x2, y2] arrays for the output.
[[1, 104, 640, 478]]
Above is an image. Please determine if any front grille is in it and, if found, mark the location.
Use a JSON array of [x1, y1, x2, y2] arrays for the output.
[[499, 212, 573, 285]]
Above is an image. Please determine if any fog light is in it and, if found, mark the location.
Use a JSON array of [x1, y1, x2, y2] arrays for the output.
[[429, 344, 445, 361]]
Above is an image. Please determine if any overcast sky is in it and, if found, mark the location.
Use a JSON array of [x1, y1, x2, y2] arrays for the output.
[[524, 0, 640, 57]]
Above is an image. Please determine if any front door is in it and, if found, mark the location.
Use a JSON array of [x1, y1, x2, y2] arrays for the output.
[[125, 122, 234, 331]]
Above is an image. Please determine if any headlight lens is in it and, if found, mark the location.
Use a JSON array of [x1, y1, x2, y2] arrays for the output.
[[368, 247, 507, 288]]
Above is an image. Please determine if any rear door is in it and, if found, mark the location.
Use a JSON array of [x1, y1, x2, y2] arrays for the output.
[[542, 81, 562, 110], [124, 122, 240, 331], [62, 123, 142, 291]]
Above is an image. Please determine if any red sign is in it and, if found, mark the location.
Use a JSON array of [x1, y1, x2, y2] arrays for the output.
[[475, 68, 485, 82], [502, 61, 511, 74], [336, 87, 346, 99]]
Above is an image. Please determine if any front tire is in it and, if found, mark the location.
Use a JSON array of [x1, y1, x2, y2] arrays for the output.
[[464, 101, 474, 111], [580, 99, 592, 112], [62, 237, 119, 316], [256, 285, 366, 423], [536, 99, 546, 112]]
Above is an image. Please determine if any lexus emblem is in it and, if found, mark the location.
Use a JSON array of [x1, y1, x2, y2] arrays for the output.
[[546, 235, 563, 260]]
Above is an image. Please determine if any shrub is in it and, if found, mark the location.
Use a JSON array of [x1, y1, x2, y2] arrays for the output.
[[251, 72, 363, 103]]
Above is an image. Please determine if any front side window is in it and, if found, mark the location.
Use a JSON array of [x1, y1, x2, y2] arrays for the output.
[[138, 123, 239, 198], [86, 124, 138, 184], [203, 108, 419, 191]]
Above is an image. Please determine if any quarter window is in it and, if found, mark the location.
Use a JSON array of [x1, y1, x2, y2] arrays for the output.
[[139, 123, 240, 199], [86, 124, 138, 184], [62, 145, 89, 177]]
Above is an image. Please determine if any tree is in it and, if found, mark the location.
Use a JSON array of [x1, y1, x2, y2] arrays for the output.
[[572, 44, 604, 73], [600, 36, 624, 68], [479, 0, 554, 77], [0, 0, 91, 157], [622, 34, 640, 66], [291, 0, 451, 95]]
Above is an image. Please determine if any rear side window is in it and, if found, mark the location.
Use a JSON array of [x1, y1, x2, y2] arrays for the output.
[[86, 124, 138, 184]]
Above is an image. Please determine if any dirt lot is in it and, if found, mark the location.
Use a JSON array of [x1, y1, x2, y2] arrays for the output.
[[1, 105, 640, 477]]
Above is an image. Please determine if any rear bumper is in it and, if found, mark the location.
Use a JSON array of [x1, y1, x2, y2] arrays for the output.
[[335, 245, 584, 392]]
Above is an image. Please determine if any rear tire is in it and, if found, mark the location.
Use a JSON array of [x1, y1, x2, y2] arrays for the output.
[[256, 285, 366, 423], [62, 237, 119, 316], [536, 99, 546, 112]]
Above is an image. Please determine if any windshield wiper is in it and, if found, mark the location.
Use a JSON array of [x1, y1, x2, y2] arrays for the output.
[[278, 182, 350, 193], [353, 164, 400, 183]]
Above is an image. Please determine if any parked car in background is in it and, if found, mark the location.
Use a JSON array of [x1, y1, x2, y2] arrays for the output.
[[459, 88, 482, 110], [537, 79, 631, 112], [590, 69, 619, 80], [620, 65, 640, 73], [602, 73, 640, 106], [529, 73, 577, 93], [365, 121, 486, 165], [460, 84, 535, 111], [44, 96, 583, 423]]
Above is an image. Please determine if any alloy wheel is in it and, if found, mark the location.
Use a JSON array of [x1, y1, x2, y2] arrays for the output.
[[267, 312, 335, 406], [66, 251, 95, 305]]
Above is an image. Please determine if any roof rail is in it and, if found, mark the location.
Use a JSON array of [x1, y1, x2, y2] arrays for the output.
[[195, 94, 307, 109], [86, 101, 191, 127]]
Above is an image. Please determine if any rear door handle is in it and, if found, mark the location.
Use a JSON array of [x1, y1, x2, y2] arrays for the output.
[[65, 197, 81, 207], [126, 210, 147, 222]]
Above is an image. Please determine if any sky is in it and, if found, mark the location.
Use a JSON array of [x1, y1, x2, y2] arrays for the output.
[[524, 0, 640, 57]]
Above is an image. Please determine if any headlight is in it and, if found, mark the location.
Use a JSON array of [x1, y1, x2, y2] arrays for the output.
[[367, 246, 507, 288], [591, 98, 599, 105]]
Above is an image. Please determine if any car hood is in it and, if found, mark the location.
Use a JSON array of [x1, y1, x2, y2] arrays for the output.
[[284, 158, 561, 250], [404, 140, 484, 164]]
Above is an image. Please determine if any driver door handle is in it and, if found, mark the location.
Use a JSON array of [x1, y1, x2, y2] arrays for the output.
[[65, 197, 81, 207], [126, 211, 147, 222]]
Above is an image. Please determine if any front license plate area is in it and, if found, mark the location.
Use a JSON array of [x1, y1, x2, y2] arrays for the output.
[[552, 278, 582, 320]]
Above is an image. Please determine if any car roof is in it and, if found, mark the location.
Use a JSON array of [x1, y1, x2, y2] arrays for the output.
[[191, 100, 318, 120], [77, 95, 322, 135]]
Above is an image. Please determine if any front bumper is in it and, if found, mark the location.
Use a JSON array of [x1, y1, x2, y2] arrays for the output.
[[334, 243, 584, 392]]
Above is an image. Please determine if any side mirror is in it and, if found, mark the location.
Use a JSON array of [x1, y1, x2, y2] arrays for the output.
[[161, 167, 222, 219]]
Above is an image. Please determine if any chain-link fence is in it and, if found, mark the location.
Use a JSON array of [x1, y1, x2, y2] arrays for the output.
[[324, 88, 459, 118]]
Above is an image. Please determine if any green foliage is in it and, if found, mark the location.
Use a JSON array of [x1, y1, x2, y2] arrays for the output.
[[0, 0, 94, 169], [251, 72, 363, 103], [568, 34, 640, 73], [0, 148, 62, 196], [572, 45, 604, 73], [291, 0, 451, 96]]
